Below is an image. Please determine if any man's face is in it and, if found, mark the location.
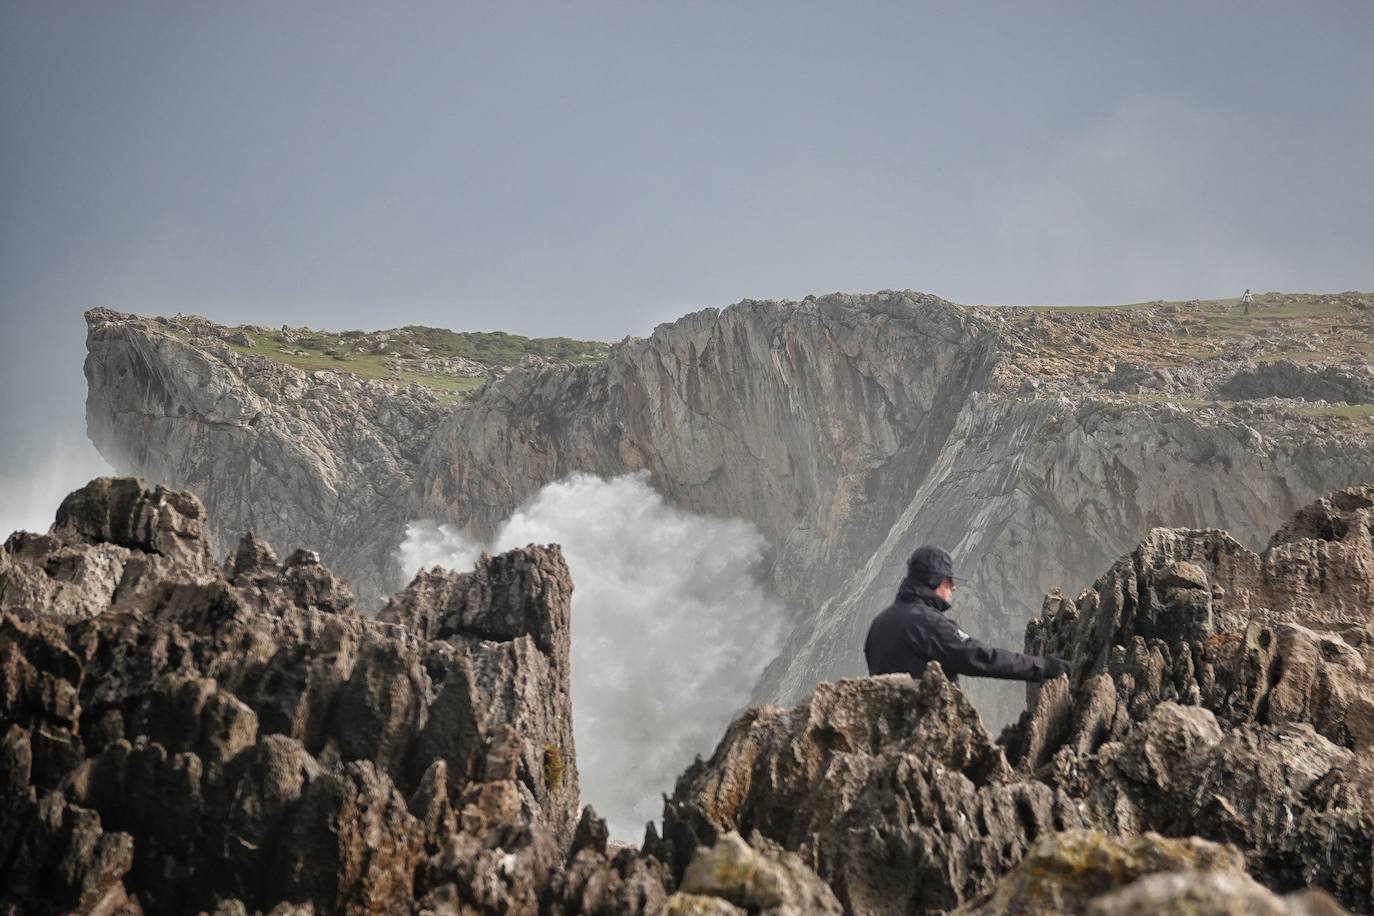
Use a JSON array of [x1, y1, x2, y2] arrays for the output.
[[934, 576, 957, 602]]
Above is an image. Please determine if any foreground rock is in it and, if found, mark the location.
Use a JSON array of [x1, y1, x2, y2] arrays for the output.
[[0, 478, 830, 916], [4, 479, 1371, 914], [655, 487, 1374, 914], [960, 831, 1345, 916], [0, 478, 587, 914]]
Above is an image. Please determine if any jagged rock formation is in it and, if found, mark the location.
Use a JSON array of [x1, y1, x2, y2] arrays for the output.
[[650, 487, 1374, 914], [0, 477, 583, 914], [0, 476, 876, 915], [84, 292, 1374, 728], [4, 478, 1372, 914], [662, 830, 843, 915]]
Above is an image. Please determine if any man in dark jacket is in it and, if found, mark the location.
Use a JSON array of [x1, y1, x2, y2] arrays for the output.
[[864, 545, 1069, 683]]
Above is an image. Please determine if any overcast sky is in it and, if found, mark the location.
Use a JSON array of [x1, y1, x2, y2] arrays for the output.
[[2, 1, 1372, 526]]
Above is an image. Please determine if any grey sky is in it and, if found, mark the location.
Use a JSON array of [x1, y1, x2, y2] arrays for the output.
[[2, 1, 1372, 525]]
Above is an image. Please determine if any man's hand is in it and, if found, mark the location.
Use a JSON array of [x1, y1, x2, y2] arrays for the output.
[[1039, 656, 1071, 681]]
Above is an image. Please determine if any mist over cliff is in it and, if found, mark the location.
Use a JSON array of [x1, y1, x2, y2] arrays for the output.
[[398, 472, 787, 838]]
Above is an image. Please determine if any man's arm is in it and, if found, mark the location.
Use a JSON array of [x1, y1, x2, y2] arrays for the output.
[[914, 612, 1066, 682]]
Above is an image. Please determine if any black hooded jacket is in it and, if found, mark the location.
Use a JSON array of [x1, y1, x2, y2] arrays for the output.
[[863, 576, 1047, 683]]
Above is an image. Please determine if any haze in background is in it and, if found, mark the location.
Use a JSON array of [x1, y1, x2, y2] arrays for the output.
[[399, 472, 787, 838], [1, 2, 1372, 512]]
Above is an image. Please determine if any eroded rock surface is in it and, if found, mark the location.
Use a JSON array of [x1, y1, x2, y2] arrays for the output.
[[0, 477, 585, 915], [655, 488, 1374, 914], [5, 478, 1372, 914]]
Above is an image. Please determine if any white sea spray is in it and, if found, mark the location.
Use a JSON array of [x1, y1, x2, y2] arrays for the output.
[[398, 471, 787, 839]]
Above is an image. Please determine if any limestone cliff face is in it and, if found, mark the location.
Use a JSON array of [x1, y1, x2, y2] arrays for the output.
[[84, 308, 446, 607], [404, 292, 1374, 725], [411, 293, 1001, 610], [768, 390, 1374, 721], [83, 293, 1374, 727]]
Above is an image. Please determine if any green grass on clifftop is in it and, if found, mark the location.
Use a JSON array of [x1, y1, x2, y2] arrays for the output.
[[395, 325, 609, 364], [227, 325, 608, 367], [212, 322, 609, 403]]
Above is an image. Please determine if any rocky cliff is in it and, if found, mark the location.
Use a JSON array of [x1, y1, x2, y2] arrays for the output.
[[4, 479, 1370, 914], [84, 310, 450, 609], [82, 310, 608, 613], [84, 291, 1374, 725]]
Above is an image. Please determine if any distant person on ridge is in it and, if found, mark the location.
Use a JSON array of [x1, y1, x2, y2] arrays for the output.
[[864, 545, 1070, 685], [1242, 288, 1253, 314]]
